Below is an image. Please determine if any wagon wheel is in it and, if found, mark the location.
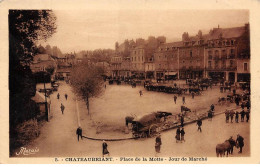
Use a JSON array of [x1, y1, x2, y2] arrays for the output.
[[148, 124, 159, 137], [139, 132, 148, 138]]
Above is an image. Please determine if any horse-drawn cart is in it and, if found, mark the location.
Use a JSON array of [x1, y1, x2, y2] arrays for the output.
[[131, 111, 173, 138]]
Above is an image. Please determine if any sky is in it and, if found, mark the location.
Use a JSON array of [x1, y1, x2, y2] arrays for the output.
[[43, 10, 249, 53]]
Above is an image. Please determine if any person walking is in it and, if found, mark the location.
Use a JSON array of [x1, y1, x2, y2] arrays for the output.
[[240, 109, 245, 122], [139, 90, 143, 97], [60, 103, 65, 114], [76, 127, 83, 141], [230, 110, 235, 123], [245, 110, 250, 122], [225, 110, 230, 123], [57, 93, 60, 99], [191, 91, 195, 99], [208, 110, 213, 121], [175, 127, 181, 143], [235, 111, 239, 123], [236, 134, 244, 153], [210, 104, 215, 112], [182, 96, 186, 105], [180, 128, 185, 142], [155, 133, 162, 153], [65, 93, 68, 100], [105, 84, 106, 89], [174, 95, 177, 104], [102, 140, 110, 157], [180, 116, 184, 127], [197, 119, 202, 132]]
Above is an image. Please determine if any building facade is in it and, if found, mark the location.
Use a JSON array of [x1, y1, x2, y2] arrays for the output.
[[109, 24, 250, 83]]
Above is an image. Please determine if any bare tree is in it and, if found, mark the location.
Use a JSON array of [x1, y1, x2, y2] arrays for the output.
[[70, 61, 105, 115]]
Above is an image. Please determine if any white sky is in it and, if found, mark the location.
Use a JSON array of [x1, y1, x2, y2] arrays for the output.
[[43, 10, 249, 53]]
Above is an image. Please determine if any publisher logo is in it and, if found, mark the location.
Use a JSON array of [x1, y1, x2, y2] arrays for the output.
[[16, 147, 39, 156]]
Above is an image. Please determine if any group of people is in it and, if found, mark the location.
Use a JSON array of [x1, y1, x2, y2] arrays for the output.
[[175, 127, 185, 143], [225, 109, 250, 123], [57, 93, 68, 100], [76, 126, 110, 157], [57, 93, 68, 114]]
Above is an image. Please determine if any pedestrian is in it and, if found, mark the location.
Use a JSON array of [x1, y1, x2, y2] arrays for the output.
[[57, 93, 60, 99], [210, 104, 215, 111], [76, 126, 83, 141], [60, 103, 65, 114], [174, 95, 177, 104], [105, 84, 106, 89], [180, 128, 185, 142], [65, 93, 68, 100], [246, 100, 250, 110], [208, 110, 213, 121], [139, 90, 143, 97], [245, 110, 250, 122], [240, 109, 245, 122], [180, 116, 184, 127], [241, 102, 245, 110], [191, 91, 195, 99], [196, 119, 202, 132], [235, 111, 239, 123], [102, 140, 110, 157], [182, 96, 186, 105], [236, 134, 244, 153], [229, 110, 234, 123], [155, 133, 162, 153], [228, 136, 235, 154], [225, 110, 229, 123], [175, 127, 181, 142]]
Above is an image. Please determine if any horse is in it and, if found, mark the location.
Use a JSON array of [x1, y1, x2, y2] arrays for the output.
[[216, 139, 236, 157]]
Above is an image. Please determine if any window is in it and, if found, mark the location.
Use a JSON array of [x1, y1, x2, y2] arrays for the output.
[[230, 49, 235, 55], [142, 56, 143, 61], [148, 65, 150, 70], [215, 50, 219, 59], [190, 51, 192, 57], [231, 40, 234, 45], [208, 61, 212, 68], [230, 60, 234, 67], [221, 50, 227, 58], [244, 63, 248, 71], [208, 51, 212, 60], [221, 60, 226, 68]]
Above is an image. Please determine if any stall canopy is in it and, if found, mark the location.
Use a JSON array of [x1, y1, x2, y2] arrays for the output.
[[165, 72, 177, 75], [31, 91, 51, 104]]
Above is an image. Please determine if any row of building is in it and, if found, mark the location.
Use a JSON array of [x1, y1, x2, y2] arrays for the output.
[[111, 24, 250, 83]]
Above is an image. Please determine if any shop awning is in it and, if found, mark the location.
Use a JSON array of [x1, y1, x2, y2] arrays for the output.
[[165, 72, 177, 75]]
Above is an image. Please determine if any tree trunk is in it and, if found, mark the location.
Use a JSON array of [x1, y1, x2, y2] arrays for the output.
[[86, 96, 89, 115]]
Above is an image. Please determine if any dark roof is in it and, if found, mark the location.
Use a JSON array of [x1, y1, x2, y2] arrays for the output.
[[206, 26, 246, 40]]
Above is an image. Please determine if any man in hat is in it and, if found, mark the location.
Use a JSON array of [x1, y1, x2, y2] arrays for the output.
[[76, 126, 83, 141], [175, 127, 181, 142], [180, 128, 185, 142], [57, 93, 60, 99], [102, 140, 110, 157], [197, 119, 202, 132], [235, 111, 239, 123], [60, 103, 65, 114], [240, 109, 245, 122], [155, 133, 162, 153], [245, 110, 250, 122], [236, 134, 244, 153], [173, 95, 177, 104]]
